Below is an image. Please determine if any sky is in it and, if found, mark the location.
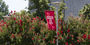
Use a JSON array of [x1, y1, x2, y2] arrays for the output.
[[3, 0, 28, 12]]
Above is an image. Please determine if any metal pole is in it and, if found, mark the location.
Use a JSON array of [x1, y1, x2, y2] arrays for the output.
[[51, 1, 60, 45], [56, 7, 58, 45]]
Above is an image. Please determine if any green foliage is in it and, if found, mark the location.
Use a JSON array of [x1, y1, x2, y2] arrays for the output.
[[28, 0, 67, 22], [79, 4, 90, 19], [0, 12, 90, 45], [58, 1, 66, 20], [67, 16, 90, 45], [28, 0, 50, 22], [0, 11, 56, 45], [0, 0, 8, 16]]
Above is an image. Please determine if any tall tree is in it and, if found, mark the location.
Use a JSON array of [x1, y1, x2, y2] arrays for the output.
[[79, 4, 90, 19], [28, 0, 50, 21], [0, 0, 8, 16]]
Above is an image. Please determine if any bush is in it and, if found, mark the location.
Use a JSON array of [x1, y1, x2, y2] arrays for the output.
[[67, 16, 90, 45], [0, 11, 56, 45], [0, 11, 90, 45]]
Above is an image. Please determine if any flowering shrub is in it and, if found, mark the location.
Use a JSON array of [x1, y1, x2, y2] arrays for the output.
[[0, 11, 56, 45], [0, 11, 90, 45], [66, 15, 90, 45]]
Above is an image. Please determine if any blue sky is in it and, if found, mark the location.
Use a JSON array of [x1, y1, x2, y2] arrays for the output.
[[3, 0, 28, 12]]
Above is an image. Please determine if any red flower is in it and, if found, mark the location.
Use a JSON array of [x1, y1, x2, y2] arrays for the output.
[[13, 17, 16, 20], [14, 10, 16, 12], [65, 24, 67, 27], [88, 35, 90, 40], [61, 26, 63, 30], [32, 27, 35, 29], [19, 19, 22, 26], [50, 41, 52, 43], [29, 28, 32, 31], [39, 18, 41, 20], [71, 35, 74, 38], [32, 18, 36, 20], [36, 16, 39, 19], [6, 24, 8, 27], [16, 21, 18, 24], [20, 28, 23, 31], [67, 28, 70, 33], [67, 36, 69, 39], [60, 30, 63, 34], [65, 42, 68, 45], [57, 32, 59, 35], [77, 40, 80, 43], [55, 37, 57, 39], [43, 38, 45, 40], [0, 30, 3, 32], [59, 18, 62, 23], [58, 20, 60, 23], [70, 43, 75, 45], [53, 39, 55, 44], [31, 20, 33, 22], [1, 20, 4, 22], [60, 19, 62, 23], [72, 42, 75, 45], [13, 13, 15, 15], [38, 38, 40, 40], [11, 34, 15, 38], [11, 10, 13, 13], [39, 22, 41, 24], [32, 38, 34, 40], [4, 22, 6, 24], [82, 34, 87, 39], [60, 37, 62, 40], [19, 19, 22, 23], [42, 19, 44, 21], [0, 27, 2, 32], [0, 27, 3, 32]]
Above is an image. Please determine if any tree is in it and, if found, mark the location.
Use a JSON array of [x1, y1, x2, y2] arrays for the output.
[[79, 4, 90, 19], [58, 1, 66, 20], [28, 0, 50, 21], [0, 0, 8, 16]]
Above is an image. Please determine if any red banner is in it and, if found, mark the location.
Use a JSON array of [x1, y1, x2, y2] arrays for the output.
[[45, 10, 56, 31]]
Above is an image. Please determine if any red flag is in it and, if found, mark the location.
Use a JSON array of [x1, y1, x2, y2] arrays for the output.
[[45, 10, 56, 31]]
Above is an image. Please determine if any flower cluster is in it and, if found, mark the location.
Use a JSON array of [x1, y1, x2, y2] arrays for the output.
[[0, 11, 90, 45]]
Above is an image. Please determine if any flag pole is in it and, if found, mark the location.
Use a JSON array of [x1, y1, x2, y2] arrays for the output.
[[51, 1, 60, 45]]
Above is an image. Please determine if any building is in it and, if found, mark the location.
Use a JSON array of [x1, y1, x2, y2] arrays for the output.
[[64, 0, 90, 19], [52, 0, 90, 19]]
